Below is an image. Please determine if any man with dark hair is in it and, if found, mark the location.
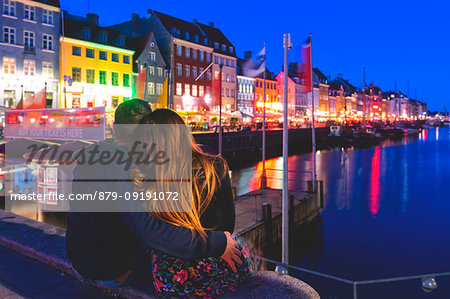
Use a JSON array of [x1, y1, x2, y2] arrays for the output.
[[66, 99, 240, 288]]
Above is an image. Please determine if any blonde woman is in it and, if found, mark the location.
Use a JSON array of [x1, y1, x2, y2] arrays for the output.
[[134, 109, 254, 297]]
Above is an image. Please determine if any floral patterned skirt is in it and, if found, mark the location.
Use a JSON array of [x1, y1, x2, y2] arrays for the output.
[[151, 240, 255, 298]]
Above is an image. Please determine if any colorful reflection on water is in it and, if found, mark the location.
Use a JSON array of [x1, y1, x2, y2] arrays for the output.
[[231, 127, 450, 298]]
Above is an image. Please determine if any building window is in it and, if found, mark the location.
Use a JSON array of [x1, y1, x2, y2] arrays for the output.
[[184, 84, 190, 96], [206, 69, 211, 80], [176, 45, 182, 56], [194, 35, 199, 42], [229, 46, 233, 53], [3, 57, 15, 74], [123, 73, 130, 87], [86, 48, 95, 58], [185, 47, 190, 58], [100, 32, 108, 43], [226, 73, 230, 82], [99, 71, 107, 84], [157, 67, 163, 77], [192, 49, 197, 60], [192, 66, 197, 79], [156, 83, 163, 95], [214, 42, 219, 49], [203, 37, 208, 45], [42, 34, 53, 50], [226, 59, 230, 67], [231, 60, 235, 68], [176, 63, 182, 76], [86, 69, 95, 83], [222, 44, 226, 51], [112, 72, 119, 86], [112, 53, 119, 62], [147, 82, 155, 95], [149, 51, 156, 62], [24, 5, 35, 20], [199, 85, 204, 97], [24, 31, 34, 47], [185, 65, 190, 77], [72, 46, 81, 56], [3, 0, 15, 16], [214, 71, 219, 80], [231, 88, 235, 96], [199, 51, 204, 61], [184, 32, 190, 40], [72, 67, 81, 82], [123, 55, 130, 64], [214, 56, 218, 64], [23, 59, 35, 76], [149, 66, 155, 76], [83, 28, 91, 39], [199, 67, 204, 79], [43, 10, 53, 25], [119, 37, 125, 47], [226, 88, 229, 97], [206, 52, 211, 63], [99, 51, 107, 60], [176, 83, 182, 95], [192, 85, 198, 97], [3, 27, 15, 44], [220, 57, 224, 65], [231, 74, 235, 83], [42, 62, 53, 78]]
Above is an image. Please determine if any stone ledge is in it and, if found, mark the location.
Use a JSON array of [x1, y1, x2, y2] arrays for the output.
[[0, 210, 319, 298]]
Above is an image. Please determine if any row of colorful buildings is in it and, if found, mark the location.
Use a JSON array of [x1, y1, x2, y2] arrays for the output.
[[0, 1, 427, 121]]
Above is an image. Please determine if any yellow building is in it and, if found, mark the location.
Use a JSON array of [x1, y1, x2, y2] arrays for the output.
[[59, 13, 134, 109]]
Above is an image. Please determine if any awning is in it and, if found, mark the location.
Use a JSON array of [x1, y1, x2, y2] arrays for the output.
[[232, 111, 255, 118]]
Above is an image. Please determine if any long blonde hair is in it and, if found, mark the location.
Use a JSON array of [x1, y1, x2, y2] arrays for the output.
[[133, 109, 227, 239]]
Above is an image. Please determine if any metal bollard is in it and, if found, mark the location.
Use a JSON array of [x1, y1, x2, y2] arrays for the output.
[[232, 187, 237, 201]]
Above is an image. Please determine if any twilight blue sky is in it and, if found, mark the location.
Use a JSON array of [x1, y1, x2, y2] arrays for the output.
[[63, 0, 449, 111]]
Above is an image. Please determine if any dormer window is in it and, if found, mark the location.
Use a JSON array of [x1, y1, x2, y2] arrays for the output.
[[83, 28, 91, 39], [184, 32, 190, 40], [229, 46, 233, 53], [194, 35, 199, 42], [100, 32, 108, 43], [119, 36, 125, 47], [204, 37, 208, 45], [214, 42, 219, 49]]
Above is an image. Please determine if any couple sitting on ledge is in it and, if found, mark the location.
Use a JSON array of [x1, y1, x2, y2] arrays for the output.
[[65, 99, 255, 297]]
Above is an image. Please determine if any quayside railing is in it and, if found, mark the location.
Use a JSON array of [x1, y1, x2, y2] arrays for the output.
[[256, 256, 450, 299]]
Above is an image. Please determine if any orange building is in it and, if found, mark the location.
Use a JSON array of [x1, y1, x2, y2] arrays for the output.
[[254, 72, 280, 115]]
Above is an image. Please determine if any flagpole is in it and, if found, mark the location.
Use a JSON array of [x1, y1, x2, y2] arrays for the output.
[[261, 42, 267, 189], [281, 33, 290, 267], [219, 64, 223, 155], [310, 33, 317, 193]]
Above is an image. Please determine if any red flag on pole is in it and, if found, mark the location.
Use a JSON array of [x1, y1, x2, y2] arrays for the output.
[[134, 67, 146, 99], [211, 69, 221, 107], [300, 36, 312, 92], [16, 87, 46, 109]]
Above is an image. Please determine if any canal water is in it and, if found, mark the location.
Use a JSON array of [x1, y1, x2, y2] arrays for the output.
[[231, 127, 450, 298]]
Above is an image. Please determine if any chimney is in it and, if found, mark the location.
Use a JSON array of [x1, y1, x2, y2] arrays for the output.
[[209, 22, 214, 27], [147, 9, 152, 19], [86, 13, 98, 26], [192, 19, 198, 24], [132, 13, 139, 37], [244, 51, 252, 60]]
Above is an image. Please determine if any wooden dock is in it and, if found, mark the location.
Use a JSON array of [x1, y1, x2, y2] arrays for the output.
[[234, 188, 320, 249]]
